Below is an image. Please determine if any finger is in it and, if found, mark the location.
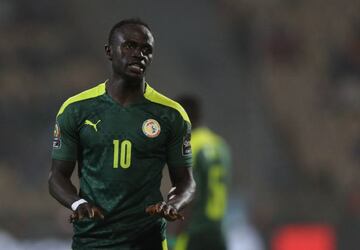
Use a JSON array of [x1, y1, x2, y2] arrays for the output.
[[148, 205, 159, 215], [90, 208, 95, 218], [93, 207, 105, 219], [69, 213, 78, 223], [145, 205, 156, 215], [85, 206, 94, 219], [164, 213, 177, 221], [77, 204, 89, 220], [163, 204, 172, 216], [154, 203, 160, 213], [156, 202, 165, 213], [78, 209, 85, 220], [161, 202, 170, 216], [146, 202, 167, 216], [176, 213, 185, 221], [168, 194, 176, 201], [78, 205, 91, 220], [161, 205, 175, 221], [169, 208, 184, 221], [168, 210, 178, 220], [167, 187, 177, 201], [169, 208, 176, 217]]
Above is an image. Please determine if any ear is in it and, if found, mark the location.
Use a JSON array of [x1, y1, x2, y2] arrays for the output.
[[105, 44, 112, 61]]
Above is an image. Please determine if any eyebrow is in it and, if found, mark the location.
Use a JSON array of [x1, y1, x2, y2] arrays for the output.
[[124, 39, 153, 47]]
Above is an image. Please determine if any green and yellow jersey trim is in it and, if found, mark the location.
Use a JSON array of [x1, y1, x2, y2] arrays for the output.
[[162, 239, 169, 250], [56, 81, 189, 124], [144, 83, 191, 124], [57, 81, 106, 117]]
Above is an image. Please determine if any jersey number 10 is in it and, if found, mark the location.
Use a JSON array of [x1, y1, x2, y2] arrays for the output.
[[113, 139, 132, 169]]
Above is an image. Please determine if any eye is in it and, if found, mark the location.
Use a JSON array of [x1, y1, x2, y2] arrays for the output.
[[123, 41, 136, 50], [142, 46, 152, 55]]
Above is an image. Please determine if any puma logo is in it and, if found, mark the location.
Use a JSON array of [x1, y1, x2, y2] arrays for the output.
[[85, 119, 101, 132]]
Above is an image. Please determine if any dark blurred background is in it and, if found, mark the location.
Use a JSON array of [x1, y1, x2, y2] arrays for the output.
[[0, 0, 359, 249]]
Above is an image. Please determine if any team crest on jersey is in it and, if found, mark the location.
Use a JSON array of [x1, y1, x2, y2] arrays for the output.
[[53, 122, 61, 149], [142, 119, 161, 138]]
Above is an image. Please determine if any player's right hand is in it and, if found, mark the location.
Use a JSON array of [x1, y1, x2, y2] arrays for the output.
[[69, 203, 104, 223], [146, 202, 184, 221]]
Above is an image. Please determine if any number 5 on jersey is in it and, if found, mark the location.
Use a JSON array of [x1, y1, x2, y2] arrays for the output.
[[113, 139, 132, 169]]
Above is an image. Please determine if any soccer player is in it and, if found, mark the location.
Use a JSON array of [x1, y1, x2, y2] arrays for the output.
[[171, 95, 231, 250], [48, 18, 196, 250]]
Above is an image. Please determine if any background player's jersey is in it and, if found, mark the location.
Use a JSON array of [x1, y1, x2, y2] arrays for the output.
[[174, 127, 231, 250], [52, 81, 192, 249]]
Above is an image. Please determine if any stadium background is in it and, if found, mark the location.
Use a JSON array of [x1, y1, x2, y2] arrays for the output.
[[0, 0, 359, 249]]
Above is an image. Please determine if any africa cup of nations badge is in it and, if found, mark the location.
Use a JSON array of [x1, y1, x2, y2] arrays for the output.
[[53, 123, 61, 149], [142, 119, 161, 138]]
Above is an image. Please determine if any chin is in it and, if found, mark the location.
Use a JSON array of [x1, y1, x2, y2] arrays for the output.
[[124, 72, 145, 82]]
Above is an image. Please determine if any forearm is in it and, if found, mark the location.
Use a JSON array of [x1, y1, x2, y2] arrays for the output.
[[167, 179, 196, 211], [48, 174, 79, 209], [48, 164, 80, 210]]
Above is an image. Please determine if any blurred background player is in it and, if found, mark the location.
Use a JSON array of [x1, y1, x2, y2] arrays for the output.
[[170, 95, 232, 250]]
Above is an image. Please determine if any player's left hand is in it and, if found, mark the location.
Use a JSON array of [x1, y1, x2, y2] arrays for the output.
[[146, 202, 184, 221]]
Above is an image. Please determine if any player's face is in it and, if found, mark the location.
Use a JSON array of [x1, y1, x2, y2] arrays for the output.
[[107, 24, 154, 80]]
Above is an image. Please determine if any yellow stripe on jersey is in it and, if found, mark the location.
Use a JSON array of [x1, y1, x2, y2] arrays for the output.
[[56, 81, 106, 117], [144, 83, 191, 124], [162, 239, 169, 250]]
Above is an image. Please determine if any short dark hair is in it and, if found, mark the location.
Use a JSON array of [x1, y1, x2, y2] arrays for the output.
[[108, 18, 151, 45]]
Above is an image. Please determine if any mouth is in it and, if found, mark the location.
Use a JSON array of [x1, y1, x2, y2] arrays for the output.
[[127, 62, 145, 74]]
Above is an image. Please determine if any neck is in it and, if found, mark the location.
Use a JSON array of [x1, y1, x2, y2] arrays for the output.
[[107, 74, 145, 105]]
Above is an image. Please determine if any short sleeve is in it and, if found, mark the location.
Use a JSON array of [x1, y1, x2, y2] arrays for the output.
[[51, 105, 79, 161], [166, 116, 192, 167]]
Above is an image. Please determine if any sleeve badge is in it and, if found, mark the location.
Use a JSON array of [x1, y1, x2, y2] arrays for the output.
[[53, 122, 61, 149]]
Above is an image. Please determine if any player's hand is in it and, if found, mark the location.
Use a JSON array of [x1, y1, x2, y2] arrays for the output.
[[69, 203, 104, 223], [145, 202, 184, 221]]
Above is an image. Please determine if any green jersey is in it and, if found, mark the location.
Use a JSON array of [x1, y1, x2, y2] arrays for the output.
[[52, 81, 192, 249], [174, 127, 230, 250]]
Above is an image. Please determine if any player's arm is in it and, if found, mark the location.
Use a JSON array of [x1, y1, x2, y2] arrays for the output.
[[146, 109, 195, 221], [48, 159, 79, 209], [48, 159, 104, 222], [50, 104, 104, 221], [146, 166, 195, 221], [166, 165, 196, 213]]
